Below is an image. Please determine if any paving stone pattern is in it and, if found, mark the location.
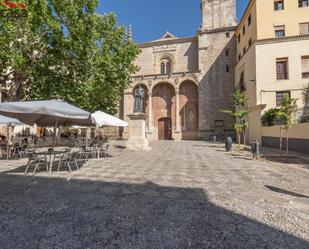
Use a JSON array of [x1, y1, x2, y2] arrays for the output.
[[0, 141, 308, 249]]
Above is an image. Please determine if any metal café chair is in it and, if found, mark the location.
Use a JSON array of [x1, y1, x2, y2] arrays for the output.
[[24, 151, 48, 174], [100, 144, 110, 158], [58, 149, 81, 172]]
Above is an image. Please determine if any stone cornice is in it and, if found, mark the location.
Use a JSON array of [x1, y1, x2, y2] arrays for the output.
[[138, 36, 197, 48], [234, 35, 309, 68], [255, 34, 309, 45], [197, 26, 238, 35], [130, 71, 200, 80]]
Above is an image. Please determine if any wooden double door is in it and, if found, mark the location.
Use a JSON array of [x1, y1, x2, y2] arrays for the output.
[[158, 117, 172, 140]]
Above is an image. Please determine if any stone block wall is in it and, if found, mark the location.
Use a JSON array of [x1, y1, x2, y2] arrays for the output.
[[198, 28, 237, 140]]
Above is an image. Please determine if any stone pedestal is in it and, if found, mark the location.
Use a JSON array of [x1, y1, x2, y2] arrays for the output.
[[126, 113, 152, 151]]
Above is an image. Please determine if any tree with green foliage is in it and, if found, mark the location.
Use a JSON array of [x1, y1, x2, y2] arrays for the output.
[[222, 90, 250, 150], [300, 83, 309, 123], [277, 96, 298, 161], [261, 108, 281, 126], [0, 0, 140, 114]]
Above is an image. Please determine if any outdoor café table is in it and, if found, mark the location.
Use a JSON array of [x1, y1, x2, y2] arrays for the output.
[[35, 150, 65, 175]]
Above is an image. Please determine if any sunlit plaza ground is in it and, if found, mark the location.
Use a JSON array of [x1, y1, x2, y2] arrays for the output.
[[0, 140, 308, 248]]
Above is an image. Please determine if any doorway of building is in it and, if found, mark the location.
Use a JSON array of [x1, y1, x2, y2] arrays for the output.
[[158, 117, 172, 140]]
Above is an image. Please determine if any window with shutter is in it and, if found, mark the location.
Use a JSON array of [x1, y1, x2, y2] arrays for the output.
[[274, 0, 284, 10], [299, 0, 309, 8], [276, 58, 288, 80], [275, 25, 285, 38], [302, 56, 309, 79], [299, 22, 309, 35], [276, 91, 290, 106]]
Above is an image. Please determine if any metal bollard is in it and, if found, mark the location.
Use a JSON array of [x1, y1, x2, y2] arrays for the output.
[[225, 137, 233, 152], [213, 136, 216, 143], [251, 139, 260, 159]]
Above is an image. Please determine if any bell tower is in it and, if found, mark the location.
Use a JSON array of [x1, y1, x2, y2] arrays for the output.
[[201, 0, 237, 30]]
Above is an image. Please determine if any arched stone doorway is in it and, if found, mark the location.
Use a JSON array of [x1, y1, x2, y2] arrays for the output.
[[179, 80, 198, 140], [152, 83, 175, 140]]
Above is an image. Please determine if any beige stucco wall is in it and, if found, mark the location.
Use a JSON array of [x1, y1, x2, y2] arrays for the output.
[[239, 37, 309, 143], [262, 123, 309, 140], [235, 0, 257, 61], [256, 38, 309, 111], [256, 0, 309, 39], [235, 44, 261, 143], [235, 44, 257, 108]]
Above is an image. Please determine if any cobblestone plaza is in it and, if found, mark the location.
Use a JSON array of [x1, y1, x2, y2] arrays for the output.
[[0, 141, 308, 248]]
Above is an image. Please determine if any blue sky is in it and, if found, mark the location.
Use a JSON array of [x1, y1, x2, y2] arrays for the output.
[[97, 0, 250, 43]]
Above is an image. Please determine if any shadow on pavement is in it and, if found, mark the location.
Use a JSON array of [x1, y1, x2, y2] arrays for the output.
[[265, 185, 309, 199], [0, 173, 308, 249]]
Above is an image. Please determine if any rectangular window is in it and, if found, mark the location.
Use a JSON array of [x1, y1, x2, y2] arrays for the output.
[[226, 65, 230, 73], [243, 47, 246, 55], [225, 49, 229, 56], [299, 0, 309, 7], [238, 54, 241, 60], [275, 25, 285, 38], [248, 14, 252, 26], [276, 91, 290, 106], [242, 26, 246, 35], [274, 0, 284, 10], [302, 56, 309, 78], [238, 34, 241, 43], [214, 120, 224, 127], [276, 58, 288, 80], [248, 38, 252, 47], [299, 22, 309, 35], [239, 71, 246, 91], [226, 32, 230, 38]]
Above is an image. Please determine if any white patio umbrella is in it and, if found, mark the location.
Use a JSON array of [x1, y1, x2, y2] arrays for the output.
[[91, 111, 128, 127], [0, 115, 25, 159], [0, 115, 24, 126], [0, 100, 92, 147], [0, 100, 91, 127]]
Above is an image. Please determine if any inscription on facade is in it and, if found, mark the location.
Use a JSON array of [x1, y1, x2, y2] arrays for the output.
[[153, 44, 177, 53]]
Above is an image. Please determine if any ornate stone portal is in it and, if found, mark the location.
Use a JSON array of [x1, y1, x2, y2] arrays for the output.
[[120, 0, 237, 141], [126, 85, 152, 151]]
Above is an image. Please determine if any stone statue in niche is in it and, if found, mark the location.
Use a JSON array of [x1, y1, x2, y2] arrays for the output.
[[134, 84, 145, 113]]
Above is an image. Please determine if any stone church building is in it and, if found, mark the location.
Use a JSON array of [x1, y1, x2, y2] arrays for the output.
[[120, 0, 238, 141]]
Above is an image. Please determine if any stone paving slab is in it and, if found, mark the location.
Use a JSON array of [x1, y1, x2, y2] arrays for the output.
[[0, 140, 308, 248]]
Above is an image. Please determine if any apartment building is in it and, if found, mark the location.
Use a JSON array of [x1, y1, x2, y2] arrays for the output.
[[234, 0, 309, 143]]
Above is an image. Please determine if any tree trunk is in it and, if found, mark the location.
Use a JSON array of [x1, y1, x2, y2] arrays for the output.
[[242, 128, 246, 146], [285, 131, 289, 163], [279, 127, 283, 161], [237, 129, 241, 152]]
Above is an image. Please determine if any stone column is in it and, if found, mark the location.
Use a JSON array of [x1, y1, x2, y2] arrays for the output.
[[174, 88, 181, 141], [175, 88, 180, 132], [147, 90, 153, 132]]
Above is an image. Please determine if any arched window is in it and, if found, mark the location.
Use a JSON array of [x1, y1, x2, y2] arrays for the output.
[[161, 62, 165, 75], [160, 58, 172, 75], [166, 61, 171, 75]]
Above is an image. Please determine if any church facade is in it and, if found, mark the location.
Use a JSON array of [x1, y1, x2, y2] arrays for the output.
[[120, 0, 238, 141]]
